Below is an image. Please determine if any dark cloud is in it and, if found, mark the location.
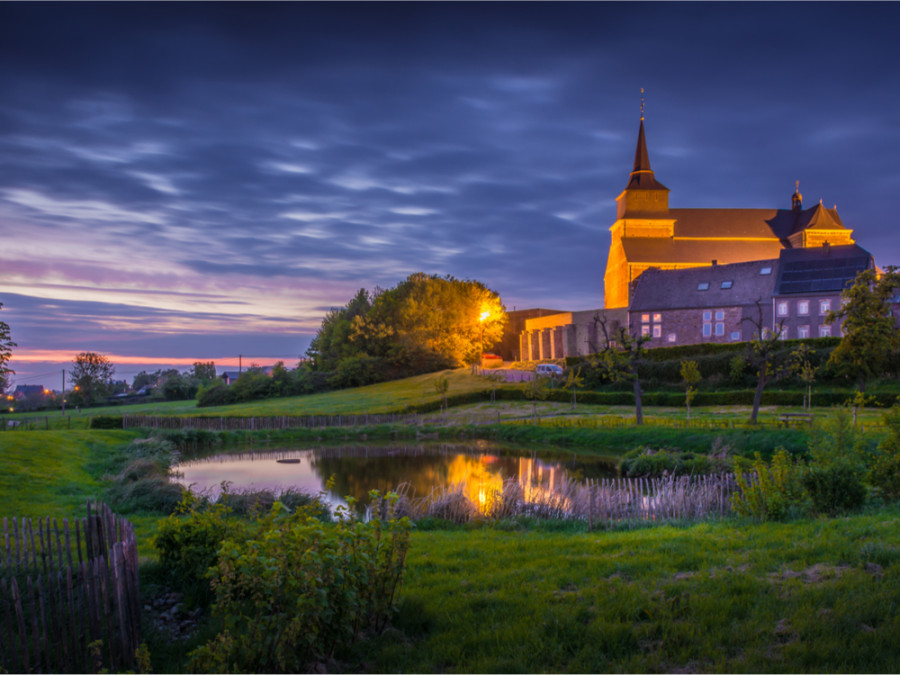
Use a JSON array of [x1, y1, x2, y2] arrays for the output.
[[2, 2, 900, 380]]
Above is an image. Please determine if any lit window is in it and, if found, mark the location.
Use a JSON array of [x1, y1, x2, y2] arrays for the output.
[[715, 310, 725, 321], [667, 333, 677, 343], [652, 325, 662, 338], [819, 325, 832, 338], [697, 282, 710, 291], [760, 266, 772, 275], [715, 322, 724, 336], [777, 301, 789, 316], [730, 331, 741, 341], [641, 325, 650, 336], [798, 325, 810, 339], [798, 301, 809, 316], [702, 311, 712, 321], [819, 299, 831, 315], [702, 323, 712, 337], [652, 313, 661, 322], [641, 313, 650, 323], [721, 280, 733, 289]]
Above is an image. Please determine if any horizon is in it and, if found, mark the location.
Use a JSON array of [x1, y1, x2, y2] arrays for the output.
[[3, 3, 900, 387]]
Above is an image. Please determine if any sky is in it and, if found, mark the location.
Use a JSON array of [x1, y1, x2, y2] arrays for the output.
[[2, 2, 900, 388]]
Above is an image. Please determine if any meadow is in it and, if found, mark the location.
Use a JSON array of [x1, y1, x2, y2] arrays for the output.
[[2, 369, 900, 672]]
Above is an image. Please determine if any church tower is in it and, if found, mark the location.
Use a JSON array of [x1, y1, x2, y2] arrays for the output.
[[604, 111, 675, 308]]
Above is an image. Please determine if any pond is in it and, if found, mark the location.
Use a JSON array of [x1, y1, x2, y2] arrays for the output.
[[171, 440, 619, 513]]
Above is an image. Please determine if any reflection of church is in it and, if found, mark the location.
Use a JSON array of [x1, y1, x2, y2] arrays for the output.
[[510, 110, 869, 360]]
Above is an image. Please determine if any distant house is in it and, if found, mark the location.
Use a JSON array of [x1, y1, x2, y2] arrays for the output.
[[220, 367, 275, 386], [219, 371, 242, 386], [13, 384, 45, 402]]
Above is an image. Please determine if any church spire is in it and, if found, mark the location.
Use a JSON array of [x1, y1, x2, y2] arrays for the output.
[[624, 93, 668, 191]]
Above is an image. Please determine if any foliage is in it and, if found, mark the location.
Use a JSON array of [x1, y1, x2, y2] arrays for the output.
[[802, 463, 867, 515], [590, 312, 651, 424], [188, 493, 411, 673], [433, 374, 449, 413], [680, 360, 701, 420], [307, 274, 506, 383], [826, 266, 900, 391], [619, 447, 730, 478], [522, 375, 550, 419], [869, 402, 900, 500], [69, 351, 116, 406], [561, 367, 585, 409], [731, 449, 807, 520], [0, 302, 16, 394], [90, 415, 123, 429], [191, 361, 217, 384]]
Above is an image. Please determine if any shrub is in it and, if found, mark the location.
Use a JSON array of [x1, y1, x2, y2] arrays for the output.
[[188, 493, 411, 673], [90, 415, 123, 429], [802, 463, 867, 515], [869, 403, 900, 500], [197, 381, 231, 407], [619, 447, 729, 478], [731, 449, 807, 521]]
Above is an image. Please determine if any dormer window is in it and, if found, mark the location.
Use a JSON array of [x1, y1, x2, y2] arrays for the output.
[[760, 266, 772, 275], [720, 280, 733, 289], [697, 282, 710, 291]]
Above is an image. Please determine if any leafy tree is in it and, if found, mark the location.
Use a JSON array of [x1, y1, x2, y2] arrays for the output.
[[433, 374, 449, 413], [737, 301, 801, 424], [307, 289, 374, 372], [523, 375, 549, 421], [483, 369, 506, 404], [561, 367, 585, 410], [0, 302, 15, 394], [592, 312, 651, 425], [69, 352, 115, 405], [680, 360, 701, 421], [794, 344, 817, 410], [162, 373, 198, 401], [132, 369, 162, 391], [826, 266, 900, 393], [191, 361, 217, 384]]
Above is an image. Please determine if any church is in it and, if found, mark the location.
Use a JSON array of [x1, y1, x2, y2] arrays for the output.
[[512, 114, 868, 361]]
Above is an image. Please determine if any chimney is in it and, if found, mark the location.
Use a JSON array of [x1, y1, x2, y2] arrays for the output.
[[822, 242, 831, 255], [711, 259, 718, 266]]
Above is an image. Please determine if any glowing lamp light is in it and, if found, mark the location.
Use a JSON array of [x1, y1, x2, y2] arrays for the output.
[[479, 311, 490, 322]]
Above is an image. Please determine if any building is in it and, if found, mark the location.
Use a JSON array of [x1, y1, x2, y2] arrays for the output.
[[628, 244, 873, 346], [604, 116, 855, 309]]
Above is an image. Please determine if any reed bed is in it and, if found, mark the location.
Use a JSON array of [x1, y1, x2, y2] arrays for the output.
[[378, 473, 739, 528]]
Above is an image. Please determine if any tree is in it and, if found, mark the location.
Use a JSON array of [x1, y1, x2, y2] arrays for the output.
[[794, 344, 816, 410], [523, 375, 549, 422], [737, 301, 801, 424], [0, 302, 15, 395], [562, 367, 585, 410], [69, 352, 115, 406], [592, 312, 651, 425], [191, 361, 217, 384], [680, 360, 701, 421], [433, 374, 449, 413], [826, 266, 900, 393]]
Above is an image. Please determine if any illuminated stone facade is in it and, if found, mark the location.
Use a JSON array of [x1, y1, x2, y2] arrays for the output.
[[603, 120, 855, 309]]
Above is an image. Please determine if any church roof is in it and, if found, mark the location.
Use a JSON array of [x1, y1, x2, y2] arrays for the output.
[[798, 203, 847, 231], [670, 208, 794, 239], [630, 259, 779, 311], [621, 237, 785, 265], [625, 119, 669, 191]]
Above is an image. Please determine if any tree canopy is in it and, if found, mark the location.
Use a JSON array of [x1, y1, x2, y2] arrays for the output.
[[69, 352, 115, 406], [826, 266, 900, 392], [0, 302, 15, 395], [307, 273, 506, 386]]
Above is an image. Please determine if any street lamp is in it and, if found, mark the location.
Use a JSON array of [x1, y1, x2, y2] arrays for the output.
[[478, 310, 490, 368]]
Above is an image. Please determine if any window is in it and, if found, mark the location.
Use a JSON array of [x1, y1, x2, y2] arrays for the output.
[[798, 301, 809, 316], [720, 280, 733, 289], [730, 331, 741, 341], [667, 332, 677, 343], [641, 325, 650, 337], [760, 266, 772, 275], [702, 311, 712, 321], [819, 299, 831, 315], [702, 323, 712, 337], [819, 325, 832, 338], [715, 310, 725, 321], [641, 313, 649, 323], [652, 325, 662, 338], [777, 301, 789, 316], [715, 322, 724, 336], [652, 313, 662, 322], [697, 282, 710, 291], [798, 325, 810, 339]]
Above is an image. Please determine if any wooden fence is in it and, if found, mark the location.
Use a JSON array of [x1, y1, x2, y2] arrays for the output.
[[0, 502, 141, 673]]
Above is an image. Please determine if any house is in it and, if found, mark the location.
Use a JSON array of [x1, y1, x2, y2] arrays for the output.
[[13, 384, 46, 402], [220, 366, 275, 386]]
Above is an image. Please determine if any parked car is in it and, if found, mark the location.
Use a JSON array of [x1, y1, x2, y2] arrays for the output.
[[535, 364, 564, 377]]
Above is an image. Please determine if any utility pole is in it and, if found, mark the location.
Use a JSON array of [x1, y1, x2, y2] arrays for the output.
[[239, 354, 242, 374], [61, 369, 66, 414]]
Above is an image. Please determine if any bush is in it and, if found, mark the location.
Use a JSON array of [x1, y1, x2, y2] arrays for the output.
[[869, 404, 900, 500], [90, 415, 123, 429], [731, 449, 807, 521], [802, 463, 867, 515], [188, 493, 411, 673], [619, 447, 729, 478], [197, 381, 231, 407]]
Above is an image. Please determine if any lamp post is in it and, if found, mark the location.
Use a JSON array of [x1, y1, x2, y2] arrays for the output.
[[478, 310, 490, 370]]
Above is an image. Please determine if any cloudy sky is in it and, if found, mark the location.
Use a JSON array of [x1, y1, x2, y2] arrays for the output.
[[2, 2, 899, 386]]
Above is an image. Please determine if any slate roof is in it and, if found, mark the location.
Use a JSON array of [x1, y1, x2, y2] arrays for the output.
[[629, 259, 780, 312], [624, 119, 669, 191], [775, 244, 873, 295]]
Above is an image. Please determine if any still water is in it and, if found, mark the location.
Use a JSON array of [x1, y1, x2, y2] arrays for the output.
[[172, 440, 618, 511]]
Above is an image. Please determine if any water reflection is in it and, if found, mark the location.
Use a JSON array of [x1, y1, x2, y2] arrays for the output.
[[172, 442, 618, 513]]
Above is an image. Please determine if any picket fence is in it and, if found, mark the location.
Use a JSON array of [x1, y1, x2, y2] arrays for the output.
[[0, 502, 141, 673]]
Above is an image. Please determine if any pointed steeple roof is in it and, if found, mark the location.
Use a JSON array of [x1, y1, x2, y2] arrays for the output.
[[625, 118, 669, 191]]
